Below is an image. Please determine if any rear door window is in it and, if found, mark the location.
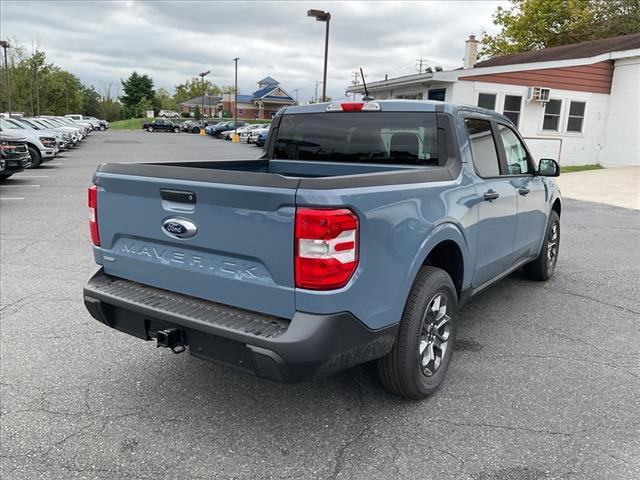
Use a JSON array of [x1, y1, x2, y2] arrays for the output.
[[273, 112, 439, 165], [464, 118, 500, 177]]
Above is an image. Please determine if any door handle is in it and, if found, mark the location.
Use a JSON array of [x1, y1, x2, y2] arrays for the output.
[[518, 187, 530, 196], [483, 190, 500, 201]]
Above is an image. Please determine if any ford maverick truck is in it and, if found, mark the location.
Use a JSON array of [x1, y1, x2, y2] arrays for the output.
[[83, 100, 561, 399]]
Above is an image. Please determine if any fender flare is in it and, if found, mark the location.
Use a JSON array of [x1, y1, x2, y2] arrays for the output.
[[403, 221, 472, 297]]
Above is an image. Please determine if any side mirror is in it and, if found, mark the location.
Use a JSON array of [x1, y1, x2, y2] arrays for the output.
[[538, 158, 560, 177]]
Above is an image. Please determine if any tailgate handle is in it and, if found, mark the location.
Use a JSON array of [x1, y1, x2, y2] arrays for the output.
[[160, 189, 196, 204]]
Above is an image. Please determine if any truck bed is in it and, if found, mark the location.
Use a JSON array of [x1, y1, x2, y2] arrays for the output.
[[96, 158, 460, 189]]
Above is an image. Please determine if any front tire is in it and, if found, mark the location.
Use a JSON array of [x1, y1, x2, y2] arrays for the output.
[[28, 146, 42, 168], [100, 125, 106, 131], [378, 267, 458, 399], [173, 127, 180, 133], [147, 126, 154, 132], [523, 211, 560, 281]]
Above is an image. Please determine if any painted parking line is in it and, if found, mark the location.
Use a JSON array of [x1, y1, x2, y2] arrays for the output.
[[0, 184, 40, 188], [0, 197, 25, 200], [16, 175, 49, 178], [44, 163, 63, 167]]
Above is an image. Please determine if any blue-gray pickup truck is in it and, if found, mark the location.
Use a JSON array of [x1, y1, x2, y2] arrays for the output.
[[83, 100, 561, 399]]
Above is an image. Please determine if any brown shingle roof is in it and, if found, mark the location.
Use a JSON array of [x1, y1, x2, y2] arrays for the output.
[[474, 33, 640, 68]]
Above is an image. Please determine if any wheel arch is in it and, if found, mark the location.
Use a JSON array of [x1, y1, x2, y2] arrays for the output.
[[408, 223, 471, 298], [552, 197, 561, 218]]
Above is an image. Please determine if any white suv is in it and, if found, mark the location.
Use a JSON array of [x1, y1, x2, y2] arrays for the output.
[[159, 110, 180, 118]]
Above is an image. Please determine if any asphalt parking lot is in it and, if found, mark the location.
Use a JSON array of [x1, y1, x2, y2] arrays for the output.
[[1, 131, 639, 480]]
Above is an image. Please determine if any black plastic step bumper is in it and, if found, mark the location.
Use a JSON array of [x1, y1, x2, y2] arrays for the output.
[[83, 269, 398, 382]]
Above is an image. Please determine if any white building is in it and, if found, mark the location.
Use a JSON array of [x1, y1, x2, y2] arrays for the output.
[[346, 34, 640, 166]]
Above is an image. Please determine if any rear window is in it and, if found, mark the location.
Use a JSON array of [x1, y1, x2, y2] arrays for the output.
[[273, 112, 439, 165]]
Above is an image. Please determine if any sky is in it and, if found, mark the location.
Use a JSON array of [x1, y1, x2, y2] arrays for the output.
[[1, 0, 507, 102]]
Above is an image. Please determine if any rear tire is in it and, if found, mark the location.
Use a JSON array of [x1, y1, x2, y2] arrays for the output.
[[378, 266, 458, 399], [100, 125, 106, 131], [173, 127, 180, 133], [28, 146, 42, 168], [523, 211, 560, 281]]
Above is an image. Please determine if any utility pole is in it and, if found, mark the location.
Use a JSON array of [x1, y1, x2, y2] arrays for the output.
[[314, 80, 322, 103], [292, 88, 299, 104], [199, 70, 210, 119], [0, 40, 12, 116], [34, 54, 40, 116], [416, 58, 427, 74], [233, 57, 238, 136], [351, 71, 360, 100]]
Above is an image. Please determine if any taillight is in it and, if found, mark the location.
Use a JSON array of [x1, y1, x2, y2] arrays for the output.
[[88, 185, 100, 246], [295, 208, 359, 290]]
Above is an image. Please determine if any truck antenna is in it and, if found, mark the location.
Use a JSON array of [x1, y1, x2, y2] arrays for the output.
[[360, 68, 374, 101]]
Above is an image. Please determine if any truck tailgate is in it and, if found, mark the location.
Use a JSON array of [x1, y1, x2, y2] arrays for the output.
[[93, 171, 296, 319]]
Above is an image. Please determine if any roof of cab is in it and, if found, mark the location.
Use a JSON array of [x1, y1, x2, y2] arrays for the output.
[[276, 99, 511, 123]]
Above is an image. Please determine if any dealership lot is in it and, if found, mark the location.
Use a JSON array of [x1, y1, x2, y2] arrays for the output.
[[1, 131, 639, 479]]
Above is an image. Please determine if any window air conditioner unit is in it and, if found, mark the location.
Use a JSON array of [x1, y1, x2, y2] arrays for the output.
[[527, 87, 551, 103]]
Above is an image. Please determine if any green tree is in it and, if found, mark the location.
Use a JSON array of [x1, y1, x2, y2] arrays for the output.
[[480, 0, 640, 58], [82, 85, 101, 116], [194, 105, 201, 120], [98, 97, 123, 122], [121, 71, 155, 117], [173, 77, 221, 105], [136, 95, 153, 118], [154, 87, 176, 112]]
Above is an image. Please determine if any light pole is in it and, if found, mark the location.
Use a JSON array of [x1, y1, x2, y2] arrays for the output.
[[0, 40, 12, 117], [233, 57, 238, 137], [307, 9, 331, 102], [199, 70, 210, 119]]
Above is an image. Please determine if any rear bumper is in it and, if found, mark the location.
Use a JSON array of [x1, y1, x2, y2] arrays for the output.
[[83, 268, 397, 382]]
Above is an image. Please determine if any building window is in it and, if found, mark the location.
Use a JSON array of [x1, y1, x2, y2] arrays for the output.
[[395, 93, 423, 100], [428, 89, 446, 101], [238, 108, 244, 115], [567, 101, 586, 133], [477, 93, 496, 110], [543, 99, 562, 131], [503, 95, 522, 127]]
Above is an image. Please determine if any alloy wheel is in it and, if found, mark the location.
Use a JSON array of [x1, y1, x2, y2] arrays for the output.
[[418, 293, 452, 377]]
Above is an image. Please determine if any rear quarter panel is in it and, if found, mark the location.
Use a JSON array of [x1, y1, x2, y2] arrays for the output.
[[295, 169, 479, 330]]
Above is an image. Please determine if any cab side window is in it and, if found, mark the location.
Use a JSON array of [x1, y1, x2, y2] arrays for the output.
[[465, 118, 500, 178], [497, 124, 530, 175]]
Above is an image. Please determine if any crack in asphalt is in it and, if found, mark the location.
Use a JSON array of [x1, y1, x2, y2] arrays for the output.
[[327, 371, 369, 480], [558, 289, 640, 316]]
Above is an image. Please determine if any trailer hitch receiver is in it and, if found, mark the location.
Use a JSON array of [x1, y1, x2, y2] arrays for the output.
[[156, 328, 185, 354]]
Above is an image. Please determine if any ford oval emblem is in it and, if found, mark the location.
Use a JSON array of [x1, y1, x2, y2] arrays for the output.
[[162, 217, 197, 239]]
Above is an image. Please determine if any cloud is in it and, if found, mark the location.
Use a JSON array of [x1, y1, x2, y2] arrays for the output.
[[1, 0, 506, 101]]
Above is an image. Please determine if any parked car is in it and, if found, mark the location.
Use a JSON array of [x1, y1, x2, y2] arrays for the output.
[[33, 117, 81, 146], [239, 124, 268, 142], [63, 116, 94, 133], [181, 120, 206, 134], [86, 116, 109, 131], [204, 121, 227, 136], [0, 118, 58, 167], [247, 125, 270, 144], [159, 110, 180, 118], [209, 120, 247, 138], [255, 130, 268, 147], [83, 100, 561, 399], [12, 117, 71, 151], [0, 131, 32, 179], [54, 116, 90, 138], [143, 118, 181, 133], [66, 114, 100, 130]]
